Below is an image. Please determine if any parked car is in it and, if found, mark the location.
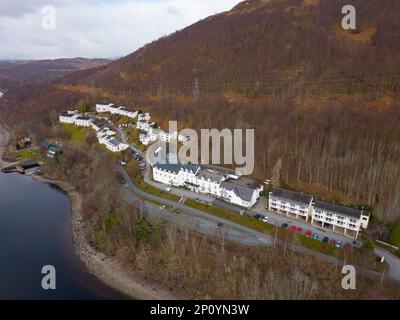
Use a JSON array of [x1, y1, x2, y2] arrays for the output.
[[254, 214, 264, 221], [329, 239, 337, 246], [282, 223, 289, 229], [290, 225, 296, 232], [262, 216, 270, 223], [322, 236, 329, 243], [120, 161, 127, 166], [217, 223, 224, 230], [305, 230, 312, 238], [312, 233, 319, 240], [336, 240, 343, 248], [166, 187, 171, 192], [159, 206, 166, 211], [296, 227, 303, 234]]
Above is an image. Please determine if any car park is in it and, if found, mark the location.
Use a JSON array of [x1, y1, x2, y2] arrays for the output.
[[305, 230, 312, 238], [322, 237, 329, 243]]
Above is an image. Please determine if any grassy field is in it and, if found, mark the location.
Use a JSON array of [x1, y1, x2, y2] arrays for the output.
[[297, 235, 339, 255], [128, 167, 180, 203], [125, 129, 146, 151], [62, 124, 92, 144], [13, 148, 45, 162], [390, 222, 400, 247]]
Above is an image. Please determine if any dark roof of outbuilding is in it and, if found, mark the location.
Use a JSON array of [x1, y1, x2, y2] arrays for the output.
[[314, 200, 365, 219], [270, 188, 312, 205]]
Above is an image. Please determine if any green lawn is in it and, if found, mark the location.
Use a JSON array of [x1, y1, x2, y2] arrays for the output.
[[62, 124, 92, 144], [127, 165, 343, 257], [125, 129, 146, 151], [390, 222, 400, 247], [14, 148, 45, 162], [130, 169, 180, 203], [297, 236, 339, 255]]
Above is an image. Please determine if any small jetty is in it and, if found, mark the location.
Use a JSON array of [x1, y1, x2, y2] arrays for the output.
[[1, 159, 41, 175]]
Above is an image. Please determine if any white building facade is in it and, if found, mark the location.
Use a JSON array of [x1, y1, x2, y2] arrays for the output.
[[268, 188, 370, 238], [59, 111, 79, 124], [152, 164, 263, 208], [74, 116, 93, 127], [268, 188, 313, 222]]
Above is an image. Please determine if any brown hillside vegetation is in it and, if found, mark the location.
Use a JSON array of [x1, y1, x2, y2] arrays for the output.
[[1, 0, 400, 231]]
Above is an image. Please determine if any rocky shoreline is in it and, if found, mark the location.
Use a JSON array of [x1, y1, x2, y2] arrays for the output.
[[0, 121, 175, 300]]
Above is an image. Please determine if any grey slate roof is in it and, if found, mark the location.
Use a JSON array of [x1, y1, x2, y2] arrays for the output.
[[77, 116, 91, 120], [270, 188, 312, 205], [60, 112, 74, 117], [153, 163, 199, 174], [221, 181, 255, 202], [196, 169, 224, 183], [314, 200, 365, 219], [109, 139, 122, 146]]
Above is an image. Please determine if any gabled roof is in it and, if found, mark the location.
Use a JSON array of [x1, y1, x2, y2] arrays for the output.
[[270, 188, 312, 205], [153, 163, 199, 174], [196, 169, 224, 183], [221, 181, 255, 202], [314, 200, 365, 219], [76, 116, 91, 121], [60, 112, 75, 117]]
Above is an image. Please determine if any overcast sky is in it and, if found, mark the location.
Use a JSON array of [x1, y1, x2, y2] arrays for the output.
[[0, 0, 241, 60]]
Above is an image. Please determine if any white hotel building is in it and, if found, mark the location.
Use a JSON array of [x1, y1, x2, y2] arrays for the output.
[[96, 103, 138, 119], [268, 188, 370, 238], [59, 111, 92, 127], [59, 111, 79, 124], [74, 116, 92, 127], [152, 164, 263, 208]]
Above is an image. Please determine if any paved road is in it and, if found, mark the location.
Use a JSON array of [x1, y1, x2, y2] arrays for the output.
[[119, 165, 400, 283], [118, 128, 400, 284]]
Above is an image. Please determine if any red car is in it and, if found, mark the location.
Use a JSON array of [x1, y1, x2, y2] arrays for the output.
[[290, 225, 296, 232], [296, 227, 303, 234], [305, 230, 312, 238], [329, 239, 336, 246]]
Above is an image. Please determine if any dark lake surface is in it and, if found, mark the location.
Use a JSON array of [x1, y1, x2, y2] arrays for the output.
[[0, 133, 126, 299]]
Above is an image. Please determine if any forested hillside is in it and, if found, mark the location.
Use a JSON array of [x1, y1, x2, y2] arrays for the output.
[[62, 0, 400, 97], [1, 0, 400, 228], [0, 58, 110, 89]]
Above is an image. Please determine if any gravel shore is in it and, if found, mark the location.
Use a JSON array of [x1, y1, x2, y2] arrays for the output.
[[0, 121, 175, 300]]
